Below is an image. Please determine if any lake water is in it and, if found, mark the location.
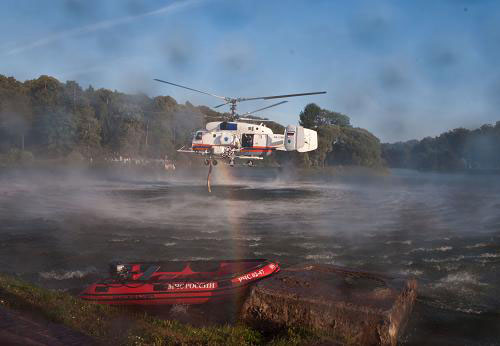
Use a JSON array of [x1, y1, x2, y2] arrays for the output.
[[0, 167, 499, 344]]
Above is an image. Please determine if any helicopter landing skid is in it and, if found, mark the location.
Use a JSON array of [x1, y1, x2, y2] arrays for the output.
[[234, 155, 263, 160]]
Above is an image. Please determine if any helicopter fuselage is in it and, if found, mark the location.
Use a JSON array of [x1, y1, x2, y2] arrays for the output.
[[154, 78, 325, 166], [178, 121, 317, 165]]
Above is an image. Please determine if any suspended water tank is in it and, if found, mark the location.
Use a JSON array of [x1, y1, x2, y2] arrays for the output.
[[284, 125, 305, 151], [284, 125, 317, 152]]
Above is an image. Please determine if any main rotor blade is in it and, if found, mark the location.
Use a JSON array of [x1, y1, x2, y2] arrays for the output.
[[154, 79, 227, 100], [239, 91, 327, 102], [238, 118, 274, 122], [214, 102, 230, 108], [241, 100, 288, 116]]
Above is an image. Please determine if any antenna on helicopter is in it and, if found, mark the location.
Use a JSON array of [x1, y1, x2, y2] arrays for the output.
[[154, 79, 326, 121]]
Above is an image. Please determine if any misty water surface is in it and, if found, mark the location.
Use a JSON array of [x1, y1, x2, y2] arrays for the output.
[[0, 167, 499, 344]]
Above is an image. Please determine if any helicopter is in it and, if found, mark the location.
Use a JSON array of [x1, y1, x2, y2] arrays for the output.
[[154, 79, 326, 167]]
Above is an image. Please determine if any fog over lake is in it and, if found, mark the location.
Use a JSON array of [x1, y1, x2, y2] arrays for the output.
[[1, 167, 499, 344]]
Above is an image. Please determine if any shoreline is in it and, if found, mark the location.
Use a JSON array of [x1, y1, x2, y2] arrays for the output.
[[0, 273, 320, 345]]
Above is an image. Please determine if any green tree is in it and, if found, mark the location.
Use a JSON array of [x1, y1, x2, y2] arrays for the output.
[[26, 75, 63, 114], [75, 106, 101, 158], [328, 127, 383, 167], [0, 75, 33, 151], [306, 125, 341, 167], [300, 103, 351, 128], [299, 103, 322, 128], [34, 110, 77, 156]]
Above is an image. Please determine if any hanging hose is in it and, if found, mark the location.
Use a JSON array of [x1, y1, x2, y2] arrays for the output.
[[207, 159, 213, 193]]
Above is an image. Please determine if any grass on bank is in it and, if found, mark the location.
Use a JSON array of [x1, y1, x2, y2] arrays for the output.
[[0, 273, 320, 345]]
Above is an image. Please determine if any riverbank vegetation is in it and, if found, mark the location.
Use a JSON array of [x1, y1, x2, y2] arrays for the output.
[[0, 273, 321, 345], [381, 122, 500, 171], [0, 74, 384, 170], [270, 103, 384, 169]]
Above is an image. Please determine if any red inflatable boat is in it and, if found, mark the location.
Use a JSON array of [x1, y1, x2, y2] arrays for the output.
[[80, 259, 279, 305]]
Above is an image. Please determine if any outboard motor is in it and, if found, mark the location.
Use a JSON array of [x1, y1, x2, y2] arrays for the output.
[[109, 262, 132, 280]]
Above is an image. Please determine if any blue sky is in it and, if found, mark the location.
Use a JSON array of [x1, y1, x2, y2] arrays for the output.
[[1, 0, 499, 142]]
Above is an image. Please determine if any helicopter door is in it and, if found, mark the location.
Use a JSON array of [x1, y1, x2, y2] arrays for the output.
[[241, 134, 254, 148]]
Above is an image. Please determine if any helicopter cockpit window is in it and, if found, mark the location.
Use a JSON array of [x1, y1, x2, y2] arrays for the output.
[[220, 122, 237, 131], [195, 132, 203, 140]]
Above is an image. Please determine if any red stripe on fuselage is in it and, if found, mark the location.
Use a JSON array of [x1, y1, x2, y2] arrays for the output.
[[192, 144, 212, 151]]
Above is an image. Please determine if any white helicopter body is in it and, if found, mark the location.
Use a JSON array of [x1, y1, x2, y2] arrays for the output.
[[154, 79, 325, 166], [178, 120, 318, 165]]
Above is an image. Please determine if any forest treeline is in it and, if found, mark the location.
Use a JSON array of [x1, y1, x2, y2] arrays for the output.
[[0, 74, 384, 168], [290, 103, 383, 168], [381, 123, 500, 171], [0, 74, 206, 162]]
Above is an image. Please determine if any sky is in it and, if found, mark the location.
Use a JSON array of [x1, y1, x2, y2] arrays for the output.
[[1, 0, 499, 142]]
